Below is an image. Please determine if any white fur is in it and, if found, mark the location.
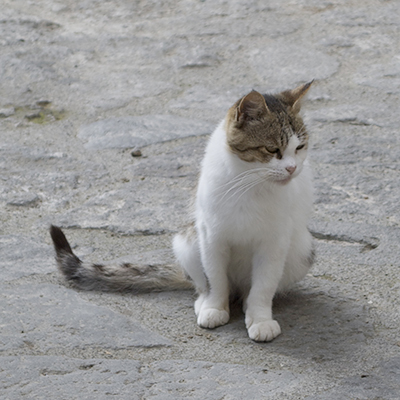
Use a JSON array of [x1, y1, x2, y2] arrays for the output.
[[173, 119, 313, 341]]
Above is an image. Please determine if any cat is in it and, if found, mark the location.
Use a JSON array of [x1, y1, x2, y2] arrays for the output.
[[50, 80, 314, 342]]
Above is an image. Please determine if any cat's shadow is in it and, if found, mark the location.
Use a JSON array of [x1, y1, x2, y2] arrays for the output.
[[227, 288, 371, 362]]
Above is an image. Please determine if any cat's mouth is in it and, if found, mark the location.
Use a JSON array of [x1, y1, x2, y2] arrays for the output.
[[276, 176, 292, 185]]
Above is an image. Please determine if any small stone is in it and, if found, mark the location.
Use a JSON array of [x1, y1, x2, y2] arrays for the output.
[[36, 100, 51, 108], [131, 149, 143, 157]]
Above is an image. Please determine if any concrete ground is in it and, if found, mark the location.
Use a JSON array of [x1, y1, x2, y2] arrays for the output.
[[1, 0, 400, 398]]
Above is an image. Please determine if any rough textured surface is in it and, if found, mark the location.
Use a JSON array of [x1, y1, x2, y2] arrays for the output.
[[78, 116, 214, 150], [1, 0, 400, 398]]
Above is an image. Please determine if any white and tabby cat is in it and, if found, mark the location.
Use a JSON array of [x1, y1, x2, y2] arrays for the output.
[[51, 81, 314, 342]]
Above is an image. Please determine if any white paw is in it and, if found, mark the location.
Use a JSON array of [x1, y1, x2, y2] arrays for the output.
[[197, 308, 229, 329], [247, 320, 281, 342]]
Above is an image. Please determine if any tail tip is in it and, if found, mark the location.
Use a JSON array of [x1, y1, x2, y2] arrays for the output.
[[49, 225, 73, 255]]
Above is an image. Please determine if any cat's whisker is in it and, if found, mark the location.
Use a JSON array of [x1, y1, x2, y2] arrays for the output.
[[214, 168, 268, 193], [215, 169, 267, 202], [222, 175, 266, 204], [217, 169, 269, 197], [217, 174, 254, 199], [232, 177, 266, 204], [218, 177, 255, 203]]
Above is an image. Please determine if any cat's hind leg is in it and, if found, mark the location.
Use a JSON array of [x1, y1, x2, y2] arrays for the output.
[[195, 227, 230, 329], [174, 227, 229, 327], [174, 223, 231, 329], [278, 228, 314, 292], [173, 228, 208, 296]]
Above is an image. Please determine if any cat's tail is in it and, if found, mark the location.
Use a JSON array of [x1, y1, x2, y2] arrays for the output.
[[49, 225, 193, 292]]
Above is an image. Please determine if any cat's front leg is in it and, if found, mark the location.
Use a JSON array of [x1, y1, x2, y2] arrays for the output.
[[196, 230, 230, 329], [245, 306, 281, 342], [244, 248, 285, 342]]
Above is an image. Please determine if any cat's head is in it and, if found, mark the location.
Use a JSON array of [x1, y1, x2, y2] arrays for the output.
[[226, 81, 313, 184]]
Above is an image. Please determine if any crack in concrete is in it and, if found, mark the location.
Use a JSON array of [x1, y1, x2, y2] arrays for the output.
[[310, 230, 379, 252]]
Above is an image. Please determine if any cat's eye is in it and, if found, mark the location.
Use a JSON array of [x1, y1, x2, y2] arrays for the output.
[[296, 144, 305, 151], [265, 147, 279, 154], [263, 147, 282, 159]]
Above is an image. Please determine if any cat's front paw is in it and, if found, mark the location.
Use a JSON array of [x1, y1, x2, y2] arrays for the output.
[[197, 308, 229, 329], [246, 320, 281, 342]]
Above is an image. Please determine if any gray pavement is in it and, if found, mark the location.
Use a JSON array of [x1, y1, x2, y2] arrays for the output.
[[1, 0, 400, 398]]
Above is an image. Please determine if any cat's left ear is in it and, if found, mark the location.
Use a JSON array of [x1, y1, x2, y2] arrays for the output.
[[281, 80, 313, 114], [235, 90, 269, 122]]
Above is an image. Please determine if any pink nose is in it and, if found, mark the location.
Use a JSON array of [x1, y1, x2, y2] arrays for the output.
[[286, 165, 297, 175]]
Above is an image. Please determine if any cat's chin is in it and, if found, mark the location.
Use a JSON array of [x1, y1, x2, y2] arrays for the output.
[[276, 177, 292, 185]]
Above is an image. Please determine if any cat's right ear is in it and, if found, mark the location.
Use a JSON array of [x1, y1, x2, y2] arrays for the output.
[[281, 80, 314, 114], [235, 90, 269, 122]]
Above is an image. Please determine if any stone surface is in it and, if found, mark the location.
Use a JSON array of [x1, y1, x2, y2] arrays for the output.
[[0, 235, 55, 280], [1, 356, 309, 399], [0, 283, 171, 354], [77, 116, 214, 150], [306, 357, 400, 400], [250, 44, 340, 87], [1, 0, 400, 398]]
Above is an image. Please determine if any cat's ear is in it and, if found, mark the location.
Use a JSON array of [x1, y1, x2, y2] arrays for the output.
[[235, 90, 269, 122], [281, 80, 313, 114]]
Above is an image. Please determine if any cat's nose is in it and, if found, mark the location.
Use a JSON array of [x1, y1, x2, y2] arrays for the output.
[[286, 165, 297, 175]]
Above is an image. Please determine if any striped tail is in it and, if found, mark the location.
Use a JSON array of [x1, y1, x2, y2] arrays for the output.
[[49, 225, 193, 292]]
